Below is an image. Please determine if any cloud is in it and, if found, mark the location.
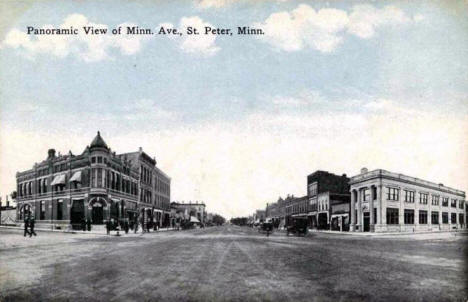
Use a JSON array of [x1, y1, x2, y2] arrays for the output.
[[179, 16, 220, 56], [255, 4, 412, 53], [195, 0, 234, 9], [1, 14, 150, 62], [271, 90, 326, 107]]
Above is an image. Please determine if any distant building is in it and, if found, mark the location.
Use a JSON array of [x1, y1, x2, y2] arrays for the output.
[[307, 170, 350, 230], [0, 196, 16, 225], [349, 168, 466, 232], [284, 195, 308, 226], [171, 201, 206, 224], [15, 132, 171, 229], [254, 209, 266, 222]]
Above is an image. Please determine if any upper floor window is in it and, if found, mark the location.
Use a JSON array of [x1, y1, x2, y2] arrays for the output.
[[459, 200, 465, 209], [431, 195, 439, 206], [404, 190, 415, 203], [308, 182, 318, 196], [363, 188, 370, 201], [442, 197, 449, 207], [419, 193, 428, 205], [97, 157, 103, 164], [387, 187, 399, 201], [451, 199, 457, 208], [91, 157, 96, 164]]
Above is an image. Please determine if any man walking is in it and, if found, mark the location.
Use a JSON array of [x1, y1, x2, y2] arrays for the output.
[[23, 216, 30, 237], [29, 217, 37, 237]]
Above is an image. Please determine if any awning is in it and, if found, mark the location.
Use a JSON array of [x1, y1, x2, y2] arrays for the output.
[[69, 171, 82, 183], [190, 216, 200, 223], [51, 174, 66, 186]]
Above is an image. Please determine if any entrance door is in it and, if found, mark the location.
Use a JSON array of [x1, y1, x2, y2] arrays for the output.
[[70, 200, 85, 229], [318, 213, 328, 229], [92, 206, 104, 224], [363, 212, 370, 232]]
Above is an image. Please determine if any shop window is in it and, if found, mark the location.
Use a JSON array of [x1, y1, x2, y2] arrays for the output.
[[451, 213, 457, 224], [40, 201, 45, 220], [419, 210, 428, 224], [431, 211, 439, 224], [442, 212, 449, 224], [459, 214, 464, 225], [386, 208, 399, 225], [404, 209, 414, 225]]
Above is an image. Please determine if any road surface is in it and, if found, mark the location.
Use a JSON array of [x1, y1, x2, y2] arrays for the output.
[[0, 225, 467, 301]]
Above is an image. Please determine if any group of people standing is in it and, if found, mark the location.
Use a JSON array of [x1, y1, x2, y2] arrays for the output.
[[23, 215, 37, 238], [104, 216, 161, 235]]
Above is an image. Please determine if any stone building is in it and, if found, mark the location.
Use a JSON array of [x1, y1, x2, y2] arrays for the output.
[[15, 132, 171, 229], [349, 168, 466, 232]]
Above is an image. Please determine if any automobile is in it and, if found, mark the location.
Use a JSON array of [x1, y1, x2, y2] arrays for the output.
[[259, 222, 274, 236], [286, 217, 308, 236]]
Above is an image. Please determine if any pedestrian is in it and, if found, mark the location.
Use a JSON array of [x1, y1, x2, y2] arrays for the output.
[[24, 216, 30, 237], [81, 218, 86, 232], [106, 219, 111, 235], [29, 217, 37, 237], [86, 219, 92, 231], [124, 220, 129, 234]]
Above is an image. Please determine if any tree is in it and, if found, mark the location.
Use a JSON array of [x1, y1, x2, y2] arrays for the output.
[[10, 191, 17, 200], [212, 214, 226, 226]]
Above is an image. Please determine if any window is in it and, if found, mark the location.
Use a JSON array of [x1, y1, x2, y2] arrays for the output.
[[91, 157, 96, 163], [404, 190, 415, 203], [442, 197, 449, 207], [431, 211, 439, 224], [451, 213, 457, 224], [404, 209, 414, 224], [419, 210, 428, 224], [97, 157, 103, 164], [459, 200, 465, 209], [104, 158, 107, 164], [459, 214, 465, 225], [431, 195, 439, 206], [419, 193, 428, 205], [308, 182, 318, 196], [40, 201, 45, 220], [387, 188, 399, 201], [386, 208, 399, 225], [450, 199, 457, 208], [97, 168, 103, 187], [442, 212, 449, 224], [363, 188, 370, 201]]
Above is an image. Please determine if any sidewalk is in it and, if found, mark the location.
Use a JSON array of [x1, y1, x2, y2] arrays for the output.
[[0, 225, 177, 236]]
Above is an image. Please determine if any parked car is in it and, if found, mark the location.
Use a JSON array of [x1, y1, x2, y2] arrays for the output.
[[286, 217, 308, 236]]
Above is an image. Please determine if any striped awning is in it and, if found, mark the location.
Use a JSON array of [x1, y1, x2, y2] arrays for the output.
[[51, 174, 66, 186], [69, 171, 82, 183]]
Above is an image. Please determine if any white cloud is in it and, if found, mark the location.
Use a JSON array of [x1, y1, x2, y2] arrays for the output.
[[1, 14, 150, 62], [347, 5, 410, 39], [271, 90, 326, 107], [178, 16, 220, 56], [255, 4, 413, 53], [195, 0, 234, 9]]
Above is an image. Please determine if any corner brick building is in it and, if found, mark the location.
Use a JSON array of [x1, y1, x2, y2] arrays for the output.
[[15, 132, 171, 229]]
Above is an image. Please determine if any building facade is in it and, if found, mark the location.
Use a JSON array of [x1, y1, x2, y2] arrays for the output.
[[349, 168, 466, 232], [170, 201, 206, 225], [15, 132, 171, 229], [307, 171, 350, 229]]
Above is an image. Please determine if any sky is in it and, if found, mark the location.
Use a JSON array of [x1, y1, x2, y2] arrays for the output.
[[0, 0, 467, 218]]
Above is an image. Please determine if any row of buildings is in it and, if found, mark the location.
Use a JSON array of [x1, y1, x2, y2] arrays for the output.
[[256, 168, 466, 233], [13, 132, 220, 231]]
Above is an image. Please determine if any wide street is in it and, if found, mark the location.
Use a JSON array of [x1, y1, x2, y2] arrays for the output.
[[0, 225, 467, 302]]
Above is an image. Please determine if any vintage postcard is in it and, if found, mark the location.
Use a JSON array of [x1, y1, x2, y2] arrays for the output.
[[0, 0, 467, 301]]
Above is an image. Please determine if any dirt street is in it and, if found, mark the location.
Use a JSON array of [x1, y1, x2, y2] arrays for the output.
[[0, 226, 466, 301]]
